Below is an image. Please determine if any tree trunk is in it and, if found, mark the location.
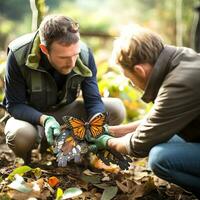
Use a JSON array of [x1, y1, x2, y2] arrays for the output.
[[30, 0, 47, 31], [176, 0, 183, 46]]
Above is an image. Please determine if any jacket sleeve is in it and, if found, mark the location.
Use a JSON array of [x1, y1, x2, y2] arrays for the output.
[[126, 82, 200, 157], [4, 51, 42, 124], [81, 49, 105, 119]]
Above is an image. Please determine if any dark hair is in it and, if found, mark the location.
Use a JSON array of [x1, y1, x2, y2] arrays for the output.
[[39, 15, 80, 50]]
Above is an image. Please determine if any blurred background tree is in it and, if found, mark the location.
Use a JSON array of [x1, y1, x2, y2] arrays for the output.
[[0, 0, 199, 122]]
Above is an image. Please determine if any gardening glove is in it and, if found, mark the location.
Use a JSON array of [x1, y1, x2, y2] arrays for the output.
[[97, 148, 132, 170], [86, 134, 113, 153], [44, 116, 61, 145]]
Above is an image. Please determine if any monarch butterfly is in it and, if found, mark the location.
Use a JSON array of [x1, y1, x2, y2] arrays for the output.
[[55, 129, 89, 167], [63, 112, 108, 140]]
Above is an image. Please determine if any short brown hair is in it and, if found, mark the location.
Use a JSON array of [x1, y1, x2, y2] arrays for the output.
[[112, 25, 164, 70], [39, 15, 80, 50]]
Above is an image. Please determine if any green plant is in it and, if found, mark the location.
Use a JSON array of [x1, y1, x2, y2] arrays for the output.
[[97, 63, 149, 122]]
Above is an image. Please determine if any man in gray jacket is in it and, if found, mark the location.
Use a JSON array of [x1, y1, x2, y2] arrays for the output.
[[87, 25, 200, 198]]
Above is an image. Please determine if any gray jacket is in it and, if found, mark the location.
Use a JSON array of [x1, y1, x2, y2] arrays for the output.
[[127, 45, 200, 157]]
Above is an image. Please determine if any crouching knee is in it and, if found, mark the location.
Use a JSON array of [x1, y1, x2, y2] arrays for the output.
[[148, 145, 171, 180], [4, 117, 37, 159]]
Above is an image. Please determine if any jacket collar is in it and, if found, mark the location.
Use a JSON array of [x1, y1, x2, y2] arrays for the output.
[[142, 45, 177, 103], [25, 31, 41, 69], [25, 32, 92, 77]]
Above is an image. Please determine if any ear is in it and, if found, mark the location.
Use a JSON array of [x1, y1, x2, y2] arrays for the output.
[[134, 64, 146, 78], [39, 44, 49, 56]]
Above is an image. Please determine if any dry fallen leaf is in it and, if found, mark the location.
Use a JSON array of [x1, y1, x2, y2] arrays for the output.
[[116, 179, 136, 194], [133, 158, 148, 167], [83, 169, 99, 176], [7, 178, 50, 200], [129, 176, 156, 199], [90, 154, 120, 173]]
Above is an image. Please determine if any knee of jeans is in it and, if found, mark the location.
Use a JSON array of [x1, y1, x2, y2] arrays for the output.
[[5, 121, 37, 156], [148, 145, 167, 174], [148, 145, 174, 182], [104, 98, 126, 125]]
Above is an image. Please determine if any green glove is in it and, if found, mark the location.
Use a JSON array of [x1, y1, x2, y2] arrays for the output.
[[87, 134, 113, 153], [44, 116, 61, 145]]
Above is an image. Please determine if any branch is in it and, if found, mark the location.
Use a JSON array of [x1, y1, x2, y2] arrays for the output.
[[80, 31, 116, 39]]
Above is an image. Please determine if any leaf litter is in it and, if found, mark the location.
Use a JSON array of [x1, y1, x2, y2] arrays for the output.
[[0, 142, 198, 200]]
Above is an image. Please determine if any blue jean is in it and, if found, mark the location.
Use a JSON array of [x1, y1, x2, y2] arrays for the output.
[[148, 135, 200, 198]]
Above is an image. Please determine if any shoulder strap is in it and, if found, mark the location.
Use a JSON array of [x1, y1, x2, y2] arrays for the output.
[[8, 33, 34, 52], [7, 32, 37, 67]]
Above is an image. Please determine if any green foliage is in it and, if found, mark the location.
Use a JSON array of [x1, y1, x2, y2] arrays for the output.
[[0, 0, 30, 20], [0, 0, 199, 50], [101, 186, 118, 200], [51, 1, 113, 33], [97, 62, 148, 122], [56, 188, 64, 200], [0, 0, 198, 122], [62, 187, 83, 199], [8, 165, 32, 181]]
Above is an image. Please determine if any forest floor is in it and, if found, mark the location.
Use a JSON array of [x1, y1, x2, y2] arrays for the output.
[[0, 135, 198, 200]]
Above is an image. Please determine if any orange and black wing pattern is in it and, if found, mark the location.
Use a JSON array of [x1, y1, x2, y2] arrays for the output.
[[89, 112, 108, 138], [64, 116, 86, 140]]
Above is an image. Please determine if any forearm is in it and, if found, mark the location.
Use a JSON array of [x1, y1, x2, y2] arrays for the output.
[[108, 119, 142, 137], [7, 103, 43, 125], [39, 114, 49, 126], [82, 50, 105, 118], [82, 81, 105, 119]]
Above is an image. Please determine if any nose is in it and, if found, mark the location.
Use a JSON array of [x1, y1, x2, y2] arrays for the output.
[[66, 56, 76, 67]]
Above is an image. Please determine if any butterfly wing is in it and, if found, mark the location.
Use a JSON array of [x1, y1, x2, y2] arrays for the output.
[[89, 112, 107, 138], [63, 116, 86, 140], [61, 136, 76, 155]]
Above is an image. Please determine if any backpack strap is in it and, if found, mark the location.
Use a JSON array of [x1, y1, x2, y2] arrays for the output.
[[8, 32, 37, 67]]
